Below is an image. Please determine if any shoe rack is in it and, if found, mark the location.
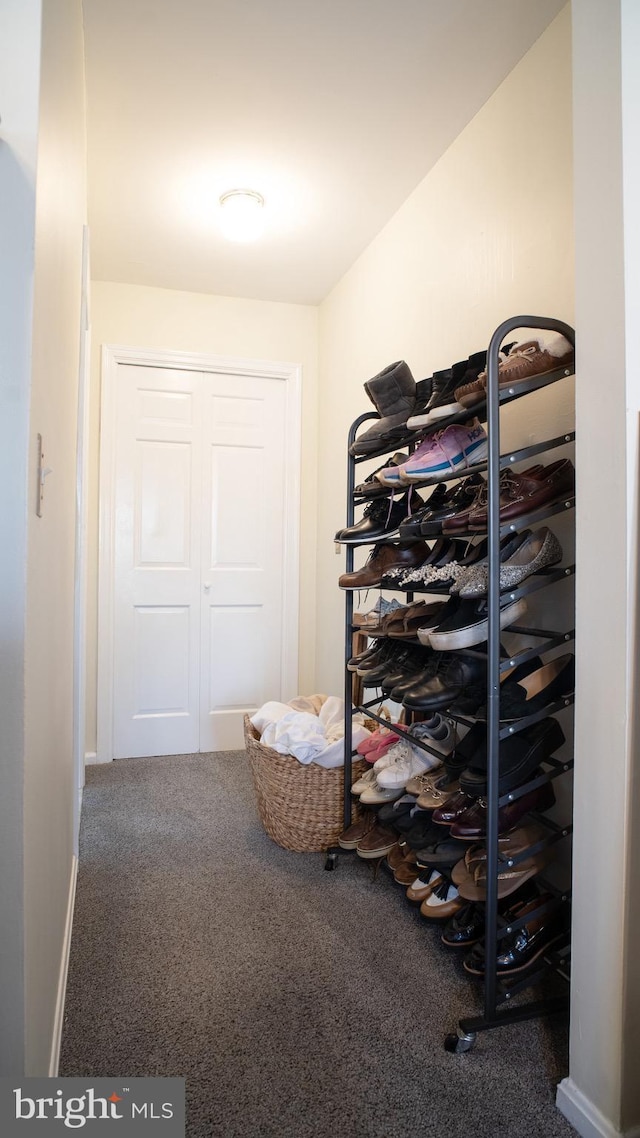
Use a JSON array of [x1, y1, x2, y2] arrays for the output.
[[337, 314, 576, 1052]]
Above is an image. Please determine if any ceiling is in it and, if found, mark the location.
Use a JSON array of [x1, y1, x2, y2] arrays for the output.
[[83, 0, 565, 305]]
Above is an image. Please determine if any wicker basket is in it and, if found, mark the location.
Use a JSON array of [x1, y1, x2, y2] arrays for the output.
[[244, 716, 366, 852]]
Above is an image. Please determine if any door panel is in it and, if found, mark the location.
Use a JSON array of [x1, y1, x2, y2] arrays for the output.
[[200, 373, 286, 751], [209, 445, 265, 567], [207, 605, 265, 709], [113, 366, 201, 758], [111, 362, 288, 758], [133, 606, 191, 714], [135, 440, 192, 567]]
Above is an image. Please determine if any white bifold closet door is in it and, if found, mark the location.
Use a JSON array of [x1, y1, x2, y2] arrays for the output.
[[112, 364, 286, 758]]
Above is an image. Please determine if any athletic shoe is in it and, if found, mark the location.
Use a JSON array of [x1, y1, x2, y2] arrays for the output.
[[397, 420, 488, 483], [377, 743, 444, 790]]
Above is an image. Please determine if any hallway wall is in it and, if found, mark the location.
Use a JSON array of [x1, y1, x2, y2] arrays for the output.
[[85, 281, 318, 754], [0, 0, 43, 1077], [316, 6, 574, 693], [22, 0, 87, 1074]]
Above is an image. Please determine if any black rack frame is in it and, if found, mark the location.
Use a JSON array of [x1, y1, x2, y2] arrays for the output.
[[339, 315, 575, 1052]]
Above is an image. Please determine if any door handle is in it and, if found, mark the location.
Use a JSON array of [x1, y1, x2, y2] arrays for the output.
[[203, 582, 211, 591]]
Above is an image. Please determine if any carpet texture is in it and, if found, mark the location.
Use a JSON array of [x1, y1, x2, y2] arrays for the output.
[[60, 751, 576, 1138]]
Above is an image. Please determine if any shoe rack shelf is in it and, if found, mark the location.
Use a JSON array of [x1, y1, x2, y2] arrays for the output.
[[349, 363, 575, 470], [352, 429, 575, 505], [338, 314, 576, 1053]]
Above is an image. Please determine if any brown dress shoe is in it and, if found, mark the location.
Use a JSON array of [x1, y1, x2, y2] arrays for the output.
[[420, 880, 465, 920], [339, 542, 429, 590], [356, 824, 398, 859], [442, 465, 544, 534], [406, 869, 444, 902], [450, 781, 556, 840], [468, 460, 575, 530]]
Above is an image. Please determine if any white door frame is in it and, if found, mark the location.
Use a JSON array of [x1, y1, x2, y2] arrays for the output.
[[97, 345, 302, 763], [72, 225, 91, 845]]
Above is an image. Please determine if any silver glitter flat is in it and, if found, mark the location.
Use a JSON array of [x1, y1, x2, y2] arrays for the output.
[[459, 527, 563, 597]]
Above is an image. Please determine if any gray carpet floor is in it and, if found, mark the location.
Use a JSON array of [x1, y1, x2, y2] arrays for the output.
[[60, 750, 577, 1138]]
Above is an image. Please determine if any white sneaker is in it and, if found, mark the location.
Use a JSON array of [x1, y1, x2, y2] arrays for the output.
[[373, 739, 414, 772], [359, 778, 404, 804], [377, 750, 439, 790]]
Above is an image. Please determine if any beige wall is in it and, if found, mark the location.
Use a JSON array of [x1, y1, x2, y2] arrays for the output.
[[86, 281, 318, 752], [0, 0, 43, 1077], [316, 7, 574, 694], [22, 0, 87, 1075], [555, 2, 640, 1135]]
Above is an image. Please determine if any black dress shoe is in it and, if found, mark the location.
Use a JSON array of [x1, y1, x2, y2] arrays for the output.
[[459, 717, 565, 797], [350, 640, 388, 672], [380, 647, 435, 694], [359, 643, 414, 686], [441, 902, 485, 947], [419, 474, 486, 535], [402, 651, 488, 712], [336, 491, 423, 544], [441, 879, 540, 948], [476, 653, 575, 722], [388, 652, 443, 701], [447, 651, 542, 715], [362, 643, 428, 687], [398, 483, 449, 538], [464, 897, 568, 975], [356, 641, 399, 678], [348, 640, 385, 671]]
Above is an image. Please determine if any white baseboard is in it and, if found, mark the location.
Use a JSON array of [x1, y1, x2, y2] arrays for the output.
[[74, 785, 83, 857], [84, 750, 107, 765], [556, 1078, 640, 1138], [48, 854, 78, 1077]]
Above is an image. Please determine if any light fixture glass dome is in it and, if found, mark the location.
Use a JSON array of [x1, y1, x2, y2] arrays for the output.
[[219, 189, 265, 242]]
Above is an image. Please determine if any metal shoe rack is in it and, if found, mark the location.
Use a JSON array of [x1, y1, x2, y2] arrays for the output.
[[338, 314, 576, 1052]]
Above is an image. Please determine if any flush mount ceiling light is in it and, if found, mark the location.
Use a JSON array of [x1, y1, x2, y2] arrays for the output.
[[218, 188, 265, 242]]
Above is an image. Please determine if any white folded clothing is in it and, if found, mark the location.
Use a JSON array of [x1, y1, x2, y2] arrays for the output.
[[250, 695, 370, 768], [250, 701, 292, 734]]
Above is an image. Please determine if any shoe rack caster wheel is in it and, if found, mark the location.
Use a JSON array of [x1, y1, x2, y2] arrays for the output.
[[324, 851, 338, 871], [444, 1030, 476, 1054]]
